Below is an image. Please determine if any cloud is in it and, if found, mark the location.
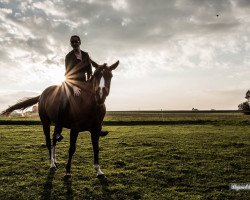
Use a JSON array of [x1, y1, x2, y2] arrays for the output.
[[0, 0, 249, 110], [32, 0, 66, 17], [111, 0, 128, 11]]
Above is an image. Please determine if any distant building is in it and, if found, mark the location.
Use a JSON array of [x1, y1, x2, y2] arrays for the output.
[[192, 108, 199, 111]]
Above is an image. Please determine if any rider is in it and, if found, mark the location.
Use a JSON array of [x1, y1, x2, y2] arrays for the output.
[[54, 35, 90, 142], [65, 35, 92, 93], [55, 35, 108, 142]]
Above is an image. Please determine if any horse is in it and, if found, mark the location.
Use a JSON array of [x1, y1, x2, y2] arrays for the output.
[[1, 60, 119, 177]]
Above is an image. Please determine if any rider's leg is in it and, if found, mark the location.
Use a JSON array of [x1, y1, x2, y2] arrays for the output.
[[55, 94, 68, 142]]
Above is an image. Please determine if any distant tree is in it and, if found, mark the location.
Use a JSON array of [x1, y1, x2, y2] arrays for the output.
[[238, 90, 250, 115], [238, 102, 250, 110], [245, 90, 250, 100]]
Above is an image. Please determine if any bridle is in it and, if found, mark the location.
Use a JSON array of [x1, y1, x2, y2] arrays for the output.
[[92, 67, 112, 105]]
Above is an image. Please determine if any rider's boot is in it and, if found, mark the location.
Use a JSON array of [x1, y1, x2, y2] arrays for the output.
[[100, 131, 109, 137]]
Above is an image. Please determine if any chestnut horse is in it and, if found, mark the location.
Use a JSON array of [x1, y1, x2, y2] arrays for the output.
[[2, 60, 119, 177]]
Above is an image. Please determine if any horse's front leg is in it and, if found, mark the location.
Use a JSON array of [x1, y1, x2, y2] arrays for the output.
[[65, 129, 79, 177], [91, 132, 104, 177]]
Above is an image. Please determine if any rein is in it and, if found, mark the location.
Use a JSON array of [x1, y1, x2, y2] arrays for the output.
[[65, 79, 95, 95]]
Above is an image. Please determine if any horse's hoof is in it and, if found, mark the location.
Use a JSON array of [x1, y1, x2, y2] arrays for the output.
[[97, 172, 105, 177], [97, 174, 105, 180], [50, 163, 57, 170], [64, 173, 72, 181], [50, 166, 56, 170]]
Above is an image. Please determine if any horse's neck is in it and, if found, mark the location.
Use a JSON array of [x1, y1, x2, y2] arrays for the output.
[[79, 80, 94, 94]]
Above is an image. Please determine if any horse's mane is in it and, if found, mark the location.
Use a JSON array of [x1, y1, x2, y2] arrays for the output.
[[87, 68, 102, 83], [87, 75, 94, 83], [75, 73, 96, 94], [65, 68, 100, 94]]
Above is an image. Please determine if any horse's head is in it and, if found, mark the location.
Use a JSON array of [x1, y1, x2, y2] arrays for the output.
[[91, 60, 119, 105]]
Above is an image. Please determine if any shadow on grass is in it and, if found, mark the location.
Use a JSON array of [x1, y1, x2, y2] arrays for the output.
[[63, 175, 73, 200], [98, 175, 112, 199], [41, 169, 55, 200]]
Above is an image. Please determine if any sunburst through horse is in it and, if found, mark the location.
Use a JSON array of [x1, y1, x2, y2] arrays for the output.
[[2, 60, 119, 177]]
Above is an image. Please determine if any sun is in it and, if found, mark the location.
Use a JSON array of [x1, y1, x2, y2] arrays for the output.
[[50, 67, 66, 85]]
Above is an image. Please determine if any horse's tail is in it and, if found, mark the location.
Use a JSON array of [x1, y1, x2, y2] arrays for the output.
[[1, 95, 40, 116]]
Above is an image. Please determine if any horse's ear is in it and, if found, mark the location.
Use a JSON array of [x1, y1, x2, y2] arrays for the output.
[[90, 59, 100, 69], [109, 60, 119, 71]]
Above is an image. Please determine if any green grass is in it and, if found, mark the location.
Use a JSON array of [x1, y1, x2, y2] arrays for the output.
[[1, 111, 250, 126], [0, 115, 249, 199]]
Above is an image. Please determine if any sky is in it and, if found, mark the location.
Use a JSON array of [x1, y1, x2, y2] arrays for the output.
[[0, 0, 249, 111]]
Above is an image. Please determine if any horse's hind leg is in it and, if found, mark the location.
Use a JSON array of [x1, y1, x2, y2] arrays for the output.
[[42, 122, 51, 159]]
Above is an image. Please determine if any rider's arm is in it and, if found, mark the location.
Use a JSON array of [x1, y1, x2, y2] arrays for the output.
[[65, 53, 81, 96], [86, 54, 92, 80], [65, 54, 70, 78]]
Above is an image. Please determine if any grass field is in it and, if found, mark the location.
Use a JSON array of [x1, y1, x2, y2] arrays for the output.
[[1, 111, 250, 125], [0, 113, 249, 199]]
